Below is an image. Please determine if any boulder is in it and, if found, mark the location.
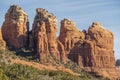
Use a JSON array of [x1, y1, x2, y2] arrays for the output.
[[2, 5, 29, 49]]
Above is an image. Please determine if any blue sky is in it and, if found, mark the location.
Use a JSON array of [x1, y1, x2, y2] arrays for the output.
[[0, 0, 120, 60]]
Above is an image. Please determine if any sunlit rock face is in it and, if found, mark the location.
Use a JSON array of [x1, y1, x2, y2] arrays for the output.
[[83, 22, 118, 79], [59, 21, 118, 79], [2, 5, 29, 49], [83, 22, 115, 68], [59, 18, 85, 67], [1, 5, 119, 79], [59, 19, 85, 53], [31, 8, 67, 63]]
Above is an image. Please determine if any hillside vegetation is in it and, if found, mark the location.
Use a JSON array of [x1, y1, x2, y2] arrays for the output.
[[0, 49, 110, 80]]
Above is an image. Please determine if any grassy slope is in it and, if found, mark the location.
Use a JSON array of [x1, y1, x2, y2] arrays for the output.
[[0, 49, 108, 80]]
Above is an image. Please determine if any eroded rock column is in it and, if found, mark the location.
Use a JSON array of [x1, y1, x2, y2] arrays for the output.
[[59, 19, 85, 67], [2, 5, 29, 49], [31, 8, 66, 63]]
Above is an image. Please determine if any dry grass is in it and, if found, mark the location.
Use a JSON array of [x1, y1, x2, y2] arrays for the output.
[[11, 59, 81, 76]]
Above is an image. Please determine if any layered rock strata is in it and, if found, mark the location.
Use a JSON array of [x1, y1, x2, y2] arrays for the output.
[[1, 5, 118, 79], [2, 5, 29, 49], [59, 19, 85, 53], [59, 19, 85, 67], [59, 21, 118, 79], [31, 8, 66, 63], [83, 22, 115, 68], [82, 22, 118, 79]]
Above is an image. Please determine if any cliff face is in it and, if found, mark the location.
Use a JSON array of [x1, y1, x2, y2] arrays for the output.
[[83, 22, 115, 68], [82, 22, 118, 79], [59, 19, 85, 67], [59, 21, 118, 79], [31, 8, 67, 63], [1, 5, 118, 79], [2, 5, 29, 49], [59, 19, 85, 53]]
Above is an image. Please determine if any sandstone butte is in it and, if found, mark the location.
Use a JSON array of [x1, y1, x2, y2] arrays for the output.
[[0, 5, 119, 79], [59, 20, 119, 79], [30, 8, 67, 63], [2, 5, 29, 49]]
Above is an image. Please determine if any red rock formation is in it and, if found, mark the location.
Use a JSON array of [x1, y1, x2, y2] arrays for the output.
[[0, 29, 6, 50], [1, 5, 118, 79], [59, 19, 85, 53], [82, 22, 118, 79], [83, 22, 115, 68], [32, 21, 49, 62], [2, 5, 29, 49], [59, 21, 118, 79], [31, 8, 67, 63], [59, 19, 85, 67]]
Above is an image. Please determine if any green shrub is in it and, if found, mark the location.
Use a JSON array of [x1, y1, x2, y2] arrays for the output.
[[0, 49, 101, 80], [0, 64, 84, 80], [0, 68, 9, 80]]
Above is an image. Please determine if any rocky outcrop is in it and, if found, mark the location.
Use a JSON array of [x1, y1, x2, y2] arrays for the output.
[[59, 19, 116, 67], [83, 22, 115, 68], [82, 22, 118, 79], [59, 19, 85, 53], [0, 29, 6, 50], [1, 5, 118, 79], [59, 18, 85, 67], [59, 21, 118, 79], [31, 8, 66, 63], [2, 5, 29, 49]]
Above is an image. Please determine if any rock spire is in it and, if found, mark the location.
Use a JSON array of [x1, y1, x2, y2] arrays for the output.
[[2, 5, 29, 49], [31, 8, 67, 63]]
